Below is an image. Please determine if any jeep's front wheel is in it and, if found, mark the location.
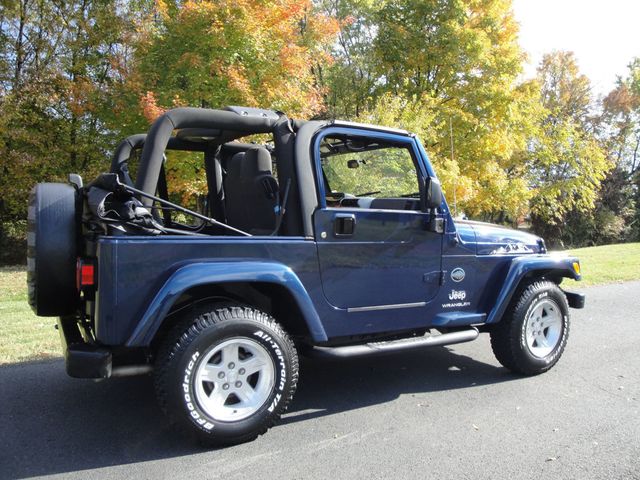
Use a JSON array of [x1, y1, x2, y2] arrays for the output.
[[155, 304, 299, 446], [490, 280, 570, 375]]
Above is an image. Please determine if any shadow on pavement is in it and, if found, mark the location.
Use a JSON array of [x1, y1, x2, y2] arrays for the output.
[[0, 346, 515, 478]]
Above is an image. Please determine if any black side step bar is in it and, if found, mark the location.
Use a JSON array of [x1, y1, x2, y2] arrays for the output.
[[308, 328, 479, 359]]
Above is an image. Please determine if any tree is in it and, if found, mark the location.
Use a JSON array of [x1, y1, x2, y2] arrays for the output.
[[0, 0, 140, 262], [107, 0, 340, 204], [593, 58, 640, 243], [527, 51, 611, 245], [316, 0, 378, 118], [125, 0, 340, 123], [322, 0, 537, 223]]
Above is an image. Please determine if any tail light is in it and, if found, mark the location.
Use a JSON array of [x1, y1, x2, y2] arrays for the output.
[[76, 258, 96, 290]]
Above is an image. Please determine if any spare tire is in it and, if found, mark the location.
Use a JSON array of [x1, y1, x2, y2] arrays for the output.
[[27, 183, 79, 316]]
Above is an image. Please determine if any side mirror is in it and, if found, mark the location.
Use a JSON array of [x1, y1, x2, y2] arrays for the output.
[[422, 177, 445, 234], [423, 177, 443, 210]]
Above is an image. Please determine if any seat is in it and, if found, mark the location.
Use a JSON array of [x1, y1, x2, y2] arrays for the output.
[[224, 147, 279, 234]]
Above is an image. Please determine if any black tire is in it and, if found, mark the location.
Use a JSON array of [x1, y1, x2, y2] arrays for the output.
[[155, 304, 299, 446], [490, 280, 570, 375], [27, 183, 79, 316]]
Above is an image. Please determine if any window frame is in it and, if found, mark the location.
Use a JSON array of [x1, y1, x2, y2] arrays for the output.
[[313, 127, 428, 210]]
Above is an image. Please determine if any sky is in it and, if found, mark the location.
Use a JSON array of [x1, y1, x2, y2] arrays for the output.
[[513, 0, 640, 97]]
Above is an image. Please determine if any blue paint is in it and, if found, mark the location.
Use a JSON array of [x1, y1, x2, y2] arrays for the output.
[[124, 260, 327, 346], [486, 255, 581, 324], [88, 121, 583, 349]]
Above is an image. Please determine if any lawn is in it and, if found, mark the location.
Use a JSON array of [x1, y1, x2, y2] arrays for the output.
[[1, 242, 639, 364], [566, 242, 640, 286], [0, 266, 60, 364]]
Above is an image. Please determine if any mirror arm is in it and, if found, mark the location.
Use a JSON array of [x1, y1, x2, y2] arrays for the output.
[[428, 208, 445, 234]]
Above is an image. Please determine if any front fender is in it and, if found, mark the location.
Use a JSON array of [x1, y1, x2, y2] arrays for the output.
[[125, 261, 327, 346], [486, 255, 581, 324]]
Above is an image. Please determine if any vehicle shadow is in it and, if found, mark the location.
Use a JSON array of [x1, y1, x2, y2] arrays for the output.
[[0, 346, 516, 478], [282, 345, 513, 425]]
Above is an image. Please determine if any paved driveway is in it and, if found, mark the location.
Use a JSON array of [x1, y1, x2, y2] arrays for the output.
[[1, 281, 639, 479]]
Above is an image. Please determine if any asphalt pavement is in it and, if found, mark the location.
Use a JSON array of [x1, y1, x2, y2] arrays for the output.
[[1, 281, 639, 480]]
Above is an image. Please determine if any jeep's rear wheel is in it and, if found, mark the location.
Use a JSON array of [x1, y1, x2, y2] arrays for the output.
[[154, 304, 299, 446], [490, 280, 570, 375]]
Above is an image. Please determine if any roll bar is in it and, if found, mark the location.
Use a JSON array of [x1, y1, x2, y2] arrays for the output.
[[134, 107, 280, 204]]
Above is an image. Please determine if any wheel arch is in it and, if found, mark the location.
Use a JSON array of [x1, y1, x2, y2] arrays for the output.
[[125, 261, 327, 348], [486, 256, 581, 324]]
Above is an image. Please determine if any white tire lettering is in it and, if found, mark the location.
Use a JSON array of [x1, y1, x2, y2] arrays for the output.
[[181, 349, 211, 429]]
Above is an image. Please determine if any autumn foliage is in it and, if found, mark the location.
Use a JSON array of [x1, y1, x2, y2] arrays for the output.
[[133, 0, 340, 122], [0, 0, 638, 263]]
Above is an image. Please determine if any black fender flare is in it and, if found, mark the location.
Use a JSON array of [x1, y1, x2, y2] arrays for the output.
[[486, 256, 581, 324]]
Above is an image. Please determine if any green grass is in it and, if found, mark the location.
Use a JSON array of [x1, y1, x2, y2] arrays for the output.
[[1, 242, 639, 364], [566, 242, 640, 287], [0, 266, 61, 364]]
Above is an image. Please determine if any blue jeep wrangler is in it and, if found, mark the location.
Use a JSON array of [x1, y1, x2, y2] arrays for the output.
[[27, 106, 585, 445]]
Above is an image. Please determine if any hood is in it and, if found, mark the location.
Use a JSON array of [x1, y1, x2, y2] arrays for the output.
[[455, 219, 545, 255]]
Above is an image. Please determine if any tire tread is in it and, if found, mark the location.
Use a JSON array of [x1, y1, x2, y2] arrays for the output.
[[154, 304, 299, 446], [490, 280, 570, 376]]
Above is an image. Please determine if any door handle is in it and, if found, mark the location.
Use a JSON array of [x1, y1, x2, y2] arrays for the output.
[[334, 214, 356, 236]]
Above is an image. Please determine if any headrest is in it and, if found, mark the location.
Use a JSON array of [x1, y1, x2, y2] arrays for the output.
[[227, 152, 245, 178], [243, 147, 272, 176]]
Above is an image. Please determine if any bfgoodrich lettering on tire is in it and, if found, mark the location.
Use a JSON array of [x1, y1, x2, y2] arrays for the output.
[[490, 280, 570, 375], [154, 304, 299, 446]]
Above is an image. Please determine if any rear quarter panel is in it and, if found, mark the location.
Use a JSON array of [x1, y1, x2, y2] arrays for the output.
[[95, 236, 324, 345]]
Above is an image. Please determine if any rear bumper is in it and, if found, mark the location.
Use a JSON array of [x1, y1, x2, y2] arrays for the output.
[[563, 290, 586, 309], [57, 317, 112, 378]]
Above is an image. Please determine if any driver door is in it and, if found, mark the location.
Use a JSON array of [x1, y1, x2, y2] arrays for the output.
[[314, 128, 443, 328]]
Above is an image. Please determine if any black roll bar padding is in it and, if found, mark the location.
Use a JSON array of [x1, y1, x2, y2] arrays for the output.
[[204, 144, 226, 222], [273, 115, 303, 236], [135, 107, 278, 204], [156, 162, 172, 226], [111, 135, 213, 176], [111, 134, 147, 175]]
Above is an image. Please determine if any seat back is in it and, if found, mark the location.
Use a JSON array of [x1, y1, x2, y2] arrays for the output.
[[224, 147, 278, 234]]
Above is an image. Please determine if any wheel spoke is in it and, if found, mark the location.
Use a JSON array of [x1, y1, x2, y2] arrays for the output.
[[535, 333, 549, 349], [199, 363, 223, 383], [208, 386, 229, 408], [540, 314, 559, 330], [532, 304, 544, 321], [222, 344, 239, 365], [241, 355, 267, 376], [235, 383, 257, 404]]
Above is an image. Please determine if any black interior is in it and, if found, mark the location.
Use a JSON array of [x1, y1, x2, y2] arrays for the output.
[[111, 129, 300, 236], [224, 147, 279, 234]]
